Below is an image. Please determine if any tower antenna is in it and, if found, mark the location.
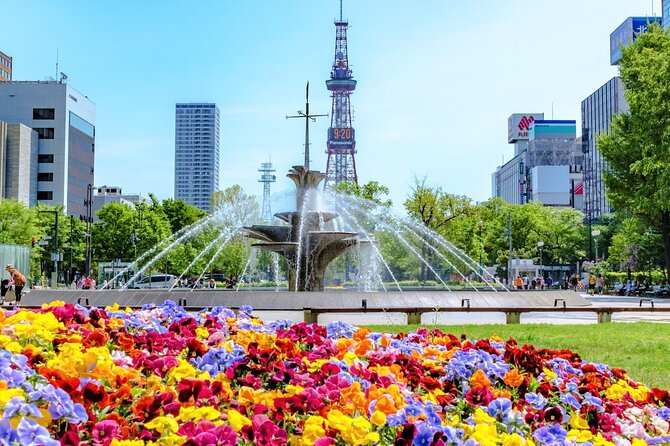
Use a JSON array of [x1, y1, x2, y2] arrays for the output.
[[258, 158, 277, 223], [286, 82, 327, 170], [325, 3, 359, 187]]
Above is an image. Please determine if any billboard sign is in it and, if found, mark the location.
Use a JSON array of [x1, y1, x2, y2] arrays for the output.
[[610, 17, 661, 65], [508, 113, 544, 143]]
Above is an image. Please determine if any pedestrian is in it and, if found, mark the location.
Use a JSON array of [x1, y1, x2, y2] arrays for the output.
[[0, 279, 9, 304], [588, 274, 597, 296], [514, 275, 523, 290], [5, 265, 26, 306], [596, 273, 604, 295], [570, 274, 578, 292], [208, 278, 216, 289]]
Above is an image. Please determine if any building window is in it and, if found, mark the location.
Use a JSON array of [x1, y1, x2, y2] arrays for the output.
[[37, 191, 53, 200], [38, 172, 54, 182], [33, 108, 55, 120], [38, 154, 54, 163], [34, 128, 54, 139]]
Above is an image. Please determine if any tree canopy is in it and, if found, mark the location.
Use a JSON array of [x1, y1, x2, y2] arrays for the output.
[[597, 22, 670, 278]]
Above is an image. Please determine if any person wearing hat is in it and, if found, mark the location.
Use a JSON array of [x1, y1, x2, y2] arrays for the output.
[[5, 264, 26, 306]]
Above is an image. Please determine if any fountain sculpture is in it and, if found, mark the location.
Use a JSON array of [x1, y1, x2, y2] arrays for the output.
[[245, 166, 362, 291]]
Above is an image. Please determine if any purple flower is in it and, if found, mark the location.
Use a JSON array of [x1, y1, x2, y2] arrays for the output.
[[582, 392, 604, 412], [412, 422, 434, 446], [657, 406, 670, 421], [532, 426, 555, 444]]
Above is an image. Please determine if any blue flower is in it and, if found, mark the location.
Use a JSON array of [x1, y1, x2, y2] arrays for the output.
[[560, 393, 582, 410], [326, 321, 357, 339], [657, 406, 670, 421], [524, 392, 547, 410], [2, 397, 41, 419], [386, 414, 406, 426], [0, 419, 17, 445], [487, 397, 512, 418], [548, 424, 568, 442], [582, 392, 604, 412], [404, 404, 423, 418], [532, 426, 555, 444], [413, 422, 434, 446], [239, 305, 253, 315], [16, 418, 58, 446]]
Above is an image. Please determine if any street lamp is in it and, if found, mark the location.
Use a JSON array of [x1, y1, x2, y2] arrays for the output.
[[477, 220, 484, 272], [591, 229, 601, 262], [38, 210, 59, 288], [537, 241, 544, 278]]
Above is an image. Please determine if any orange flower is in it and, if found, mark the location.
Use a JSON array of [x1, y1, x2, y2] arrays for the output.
[[353, 327, 371, 341], [503, 369, 525, 388], [354, 338, 373, 356], [469, 369, 491, 388]]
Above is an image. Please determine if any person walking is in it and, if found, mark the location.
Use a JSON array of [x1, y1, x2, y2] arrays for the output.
[[596, 273, 604, 295], [588, 274, 597, 296], [5, 265, 26, 306]]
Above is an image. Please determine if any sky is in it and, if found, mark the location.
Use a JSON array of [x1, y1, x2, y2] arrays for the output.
[[1, 0, 663, 210]]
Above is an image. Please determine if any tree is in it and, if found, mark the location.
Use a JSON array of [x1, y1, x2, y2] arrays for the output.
[[161, 198, 207, 234], [330, 181, 392, 207], [404, 179, 472, 280], [0, 199, 35, 245], [597, 23, 670, 279], [210, 185, 260, 227]]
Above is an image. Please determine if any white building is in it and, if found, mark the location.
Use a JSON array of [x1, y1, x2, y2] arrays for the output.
[[0, 122, 38, 206], [0, 80, 95, 216], [92, 185, 146, 221], [175, 103, 220, 212]]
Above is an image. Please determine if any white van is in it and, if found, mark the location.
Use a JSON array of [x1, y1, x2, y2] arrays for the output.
[[132, 274, 176, 289]]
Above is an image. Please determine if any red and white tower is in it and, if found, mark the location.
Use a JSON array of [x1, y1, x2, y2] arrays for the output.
[[324, 2, 358, 186]]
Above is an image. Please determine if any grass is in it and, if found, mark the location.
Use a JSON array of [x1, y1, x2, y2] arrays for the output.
[[366, 322, 670, 390]]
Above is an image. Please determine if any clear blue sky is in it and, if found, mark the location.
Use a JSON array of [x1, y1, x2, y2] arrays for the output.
[[2, 0, 661, 209]]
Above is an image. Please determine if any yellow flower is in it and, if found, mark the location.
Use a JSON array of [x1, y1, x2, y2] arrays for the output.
[[350, 417, 377, 446], [471, 423, 499, 446], [284, 385, 304, 396], [327, 409, 352, 432], [195, 326, 209, 339], [473, 407, 496, 425], [542, 367, 557, 381], [226, 410, 251, 432], [591, 433, 616, 446], [0, 389, 24, 406], [569, 414, 590, 430], [177, 406, 221, 423], [302, 416, 327, 445], [501, 433, 526, 446], [110, 440, 146, 446], [370, 410, 386, 427], [567, 429, 593, 443], [144, 415, 179, 436]]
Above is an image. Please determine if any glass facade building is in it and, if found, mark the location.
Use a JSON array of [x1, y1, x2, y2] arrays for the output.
[[580, 77, 628, 222], [664, 0, 670, 29], [174, 103, 220, 212]]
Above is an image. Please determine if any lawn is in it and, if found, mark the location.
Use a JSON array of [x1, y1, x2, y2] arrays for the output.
[[367, 322, 670, 390]]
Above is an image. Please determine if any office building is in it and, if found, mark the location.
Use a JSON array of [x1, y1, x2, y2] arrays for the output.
[[0, 80, 95, 216], [0, 52, 11, 82], [610, 17, 661, 65], [174, 103, 220, 212], [92, 185, 147, 222], [0, 122, 38, 206], [493, 114, 582, 209], [663, 0, 670, 29], [581, 77, 628, 221]]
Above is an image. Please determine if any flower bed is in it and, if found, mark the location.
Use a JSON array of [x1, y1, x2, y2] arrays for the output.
[[0, 301, 669, 445]]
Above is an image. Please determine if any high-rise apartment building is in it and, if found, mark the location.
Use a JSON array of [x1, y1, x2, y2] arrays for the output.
[[0, 81, 95, 216], [581, 77, 628, 222], [0, 52, 11, 82], [174, 103, 220, 212]]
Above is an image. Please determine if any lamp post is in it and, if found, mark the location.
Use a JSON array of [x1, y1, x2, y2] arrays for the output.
[[83, 184, 93, 276], [477, 220, 483, 273], [38, 210, 59, 288], [591, 229, 601, 262], [537, 241, 544, 278]]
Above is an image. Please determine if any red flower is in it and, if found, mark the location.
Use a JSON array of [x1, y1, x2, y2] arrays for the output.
[[465, 386, 493, 406]]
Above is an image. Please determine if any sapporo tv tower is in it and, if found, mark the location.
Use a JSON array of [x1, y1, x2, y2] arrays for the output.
[[324, 0, 358, 186]]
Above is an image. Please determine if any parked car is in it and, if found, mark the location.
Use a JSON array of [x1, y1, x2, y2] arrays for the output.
[[132, 274, 176, 289]]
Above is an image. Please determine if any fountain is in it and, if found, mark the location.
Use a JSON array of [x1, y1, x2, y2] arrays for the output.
[[244, 165, 363, 291]]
